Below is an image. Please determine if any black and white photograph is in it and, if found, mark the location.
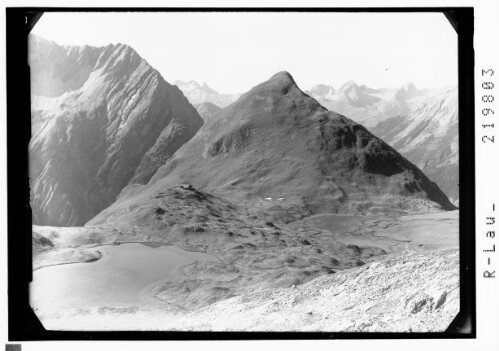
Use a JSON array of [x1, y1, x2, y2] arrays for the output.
[[23, 10, 466, 332]]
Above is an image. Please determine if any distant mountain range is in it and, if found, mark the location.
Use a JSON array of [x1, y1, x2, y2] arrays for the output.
[[371, 87, 459, 205], [306, 81, 452, 128], [29, 36, 203, 226], [174, 80, 241, 108], [306, 82, 459, 205]]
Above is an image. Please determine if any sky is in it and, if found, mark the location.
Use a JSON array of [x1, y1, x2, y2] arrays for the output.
[[31, 12, 458, 94]]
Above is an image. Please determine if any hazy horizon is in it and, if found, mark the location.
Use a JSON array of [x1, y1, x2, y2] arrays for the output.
[[31, 12, 458, 94], [170, 75, 457, 95]]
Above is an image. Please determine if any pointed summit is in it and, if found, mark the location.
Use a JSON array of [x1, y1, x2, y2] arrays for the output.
[[340, 80, 359, 91], [261, 71, 299, 93], [238, 71, 306, 102], [94, 72, 456, 227], [220, 70, 324, 126], [29, 37, 203, 226], [269, 71, 295, 82]]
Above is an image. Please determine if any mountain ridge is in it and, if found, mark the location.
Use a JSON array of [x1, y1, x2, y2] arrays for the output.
[[306, 81, 453, 127], [90, 71, 455, 228], [174, 79, 241, 108], [29, 35, 204, 226], [371, 87, 459, 204]]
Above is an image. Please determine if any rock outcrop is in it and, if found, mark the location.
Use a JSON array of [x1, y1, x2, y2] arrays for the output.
[[171, 247, 459, 332]]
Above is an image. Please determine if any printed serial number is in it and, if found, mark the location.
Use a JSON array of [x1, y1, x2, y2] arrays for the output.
[[482, 68, 495, 143]]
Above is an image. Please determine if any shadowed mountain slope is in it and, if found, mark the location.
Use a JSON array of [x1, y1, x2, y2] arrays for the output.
[[371, 87, 459, 205], [29, 36, 204, 226]]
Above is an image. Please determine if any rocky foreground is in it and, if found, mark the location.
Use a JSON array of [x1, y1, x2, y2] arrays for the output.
[[173, 247, 459, 332]]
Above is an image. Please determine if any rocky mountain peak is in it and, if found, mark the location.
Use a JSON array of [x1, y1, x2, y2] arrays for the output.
[[109, 71, 457, 225], [217, 71, 325, 126], [267, 71, 297, 88], [339, 80, 359, 92], [29, 37, 204, 226], [29, 35, 152, 99], [243, 71, 304, 99]]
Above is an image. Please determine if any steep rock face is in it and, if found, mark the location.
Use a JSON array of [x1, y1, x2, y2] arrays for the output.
[[306, 81, 442, 128], [174, 80, 240, 108], [371, 87, 459, 204], [29, 36, 203, 226], [93, 71, 454, 226]]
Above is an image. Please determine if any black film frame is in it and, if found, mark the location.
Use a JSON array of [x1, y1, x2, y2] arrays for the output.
[[6, 7, 475, 341]]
